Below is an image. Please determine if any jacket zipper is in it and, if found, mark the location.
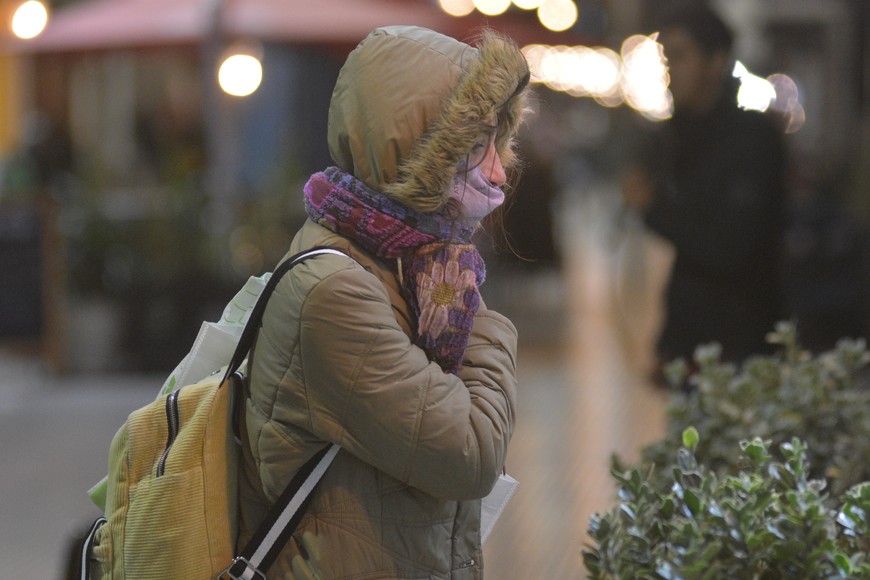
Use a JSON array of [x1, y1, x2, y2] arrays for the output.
[[156, 389, 181, 477]]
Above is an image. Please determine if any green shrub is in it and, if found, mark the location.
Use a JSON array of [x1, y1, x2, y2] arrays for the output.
[[583, 432, 870, 579], [640, 322, 870, 497]]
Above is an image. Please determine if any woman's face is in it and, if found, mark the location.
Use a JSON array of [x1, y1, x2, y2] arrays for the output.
[[461, 123, 506, 186], [450, 122, 508, 223], [479, 141, 506, 186]]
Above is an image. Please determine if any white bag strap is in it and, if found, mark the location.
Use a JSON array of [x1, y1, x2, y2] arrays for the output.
[[220, 444, 340, 579]]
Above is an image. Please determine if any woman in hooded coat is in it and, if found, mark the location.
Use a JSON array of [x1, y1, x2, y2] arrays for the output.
[[237, 25, 531, 578]]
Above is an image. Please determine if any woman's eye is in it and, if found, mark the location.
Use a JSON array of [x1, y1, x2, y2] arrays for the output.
[[457, 126, 496, 170], [469, 140, 488, 161]]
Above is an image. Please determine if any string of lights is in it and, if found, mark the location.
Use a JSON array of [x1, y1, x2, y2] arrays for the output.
[[435, 1, 804, 129], [5, 0, 805, 128], [439, 0, 578, 32]]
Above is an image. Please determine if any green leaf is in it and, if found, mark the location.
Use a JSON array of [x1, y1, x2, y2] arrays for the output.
[[583, 322, 870, 579], [682, 427, 700, 451], [677, 448, 698, 473], [684, 488, 701, 516], [766, 522, 786, 540], [740, 438, 767, 463], [660, 496, 675, 519], [834, 552, 852, 574], [620, 504, 637, 521]]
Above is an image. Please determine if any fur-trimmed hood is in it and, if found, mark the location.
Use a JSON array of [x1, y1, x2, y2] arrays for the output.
[[327, 25, 530, 213]]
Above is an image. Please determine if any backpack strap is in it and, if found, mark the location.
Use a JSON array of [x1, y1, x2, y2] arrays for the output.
[[220, 246, 351, 580], [222, 246, 352, 384], [80, 516, 106, 580], [222, 444, 341, 579]]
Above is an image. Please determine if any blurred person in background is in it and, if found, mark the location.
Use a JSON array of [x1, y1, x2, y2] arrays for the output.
[[622, 2, 787, 381], [238, 25, 530, 578]]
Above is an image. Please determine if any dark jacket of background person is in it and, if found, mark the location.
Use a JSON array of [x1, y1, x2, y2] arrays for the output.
[[637, 78, 786, 363]]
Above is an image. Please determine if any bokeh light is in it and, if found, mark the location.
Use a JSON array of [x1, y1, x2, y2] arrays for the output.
[[620, 34, 672, 120], [11, 0, 49, 40], [439, 0, 475, 17], [438, 0, 799, 132], [539, 45, 580, 93], [768, 73, 799, 111], [512, 0, 544, 9], [587, 48, 621, 98], [528, 45, 621, 102], [521, 44, 548, 83], [768, 73, 806, 133], [733, 61, 776, 112], [537, 0, 578, 33], [473, 0, 511, 16], [524, 35, 672, 120], [218, 54, 263, 97]]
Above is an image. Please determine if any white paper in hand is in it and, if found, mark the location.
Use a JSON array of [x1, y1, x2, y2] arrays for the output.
[[480, 473, 518, 543]]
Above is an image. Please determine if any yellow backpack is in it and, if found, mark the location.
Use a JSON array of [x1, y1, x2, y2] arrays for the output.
[[81, 248, 346, 579], [86, 372, 241, 579]]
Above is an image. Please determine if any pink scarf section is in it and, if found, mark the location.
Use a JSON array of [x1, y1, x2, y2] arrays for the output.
[[304, 167, 487, 374]]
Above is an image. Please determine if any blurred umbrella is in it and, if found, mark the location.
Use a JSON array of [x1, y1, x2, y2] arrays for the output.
[[226, 0, 457, 44], [3, 0, 458, 52], [2, 0, 567, 53], [5, 0, 204, 51]]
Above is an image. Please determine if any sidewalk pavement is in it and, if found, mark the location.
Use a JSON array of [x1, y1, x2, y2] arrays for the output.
[[0, 352, 160, 579]]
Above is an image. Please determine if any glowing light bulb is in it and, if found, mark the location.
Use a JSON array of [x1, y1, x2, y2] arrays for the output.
[[537, 0, 578, 33], [513, 0, 543, 9], [439, 0, 475, 17], [521, 44, 549, 82], [218, 54, 263, 97], [473, 0, 512, 16], [522, 35, 677, 122], [621, 35, 672, 120], [11, 0, 48, 40], [733, 61, 775, 112]]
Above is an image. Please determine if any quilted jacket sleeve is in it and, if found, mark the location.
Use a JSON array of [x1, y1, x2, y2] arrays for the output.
[[299, 264, 517, 500]]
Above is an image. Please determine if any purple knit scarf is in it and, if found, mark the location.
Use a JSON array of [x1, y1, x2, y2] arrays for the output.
[[304, 166, 485, 374]]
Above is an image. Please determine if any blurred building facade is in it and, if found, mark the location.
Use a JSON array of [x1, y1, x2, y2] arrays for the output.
[[0, 0, 868, 372]]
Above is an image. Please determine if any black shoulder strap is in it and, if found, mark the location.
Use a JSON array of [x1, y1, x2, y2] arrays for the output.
[[220, 246, 350, 580], [222, 247, 351, 384]]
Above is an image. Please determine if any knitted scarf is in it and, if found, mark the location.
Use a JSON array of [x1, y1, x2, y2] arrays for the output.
[[304, 166, 486, 374]]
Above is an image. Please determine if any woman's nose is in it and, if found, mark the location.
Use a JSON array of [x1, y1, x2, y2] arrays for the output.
[[481, 142, 506, 187]]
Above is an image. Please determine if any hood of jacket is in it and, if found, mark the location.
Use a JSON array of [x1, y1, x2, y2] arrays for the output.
[[327, 25, 530, 214]]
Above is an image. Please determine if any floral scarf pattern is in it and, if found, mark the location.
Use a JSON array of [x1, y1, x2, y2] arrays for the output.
[[304, 167, 486, 374]]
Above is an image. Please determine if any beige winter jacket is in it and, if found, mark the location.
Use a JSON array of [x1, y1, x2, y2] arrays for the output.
[[238, 25, 528, 579]]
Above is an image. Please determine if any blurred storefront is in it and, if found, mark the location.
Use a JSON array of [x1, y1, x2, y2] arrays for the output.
[[0, 0, 587, 372], [1, 0, 869, 373]]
